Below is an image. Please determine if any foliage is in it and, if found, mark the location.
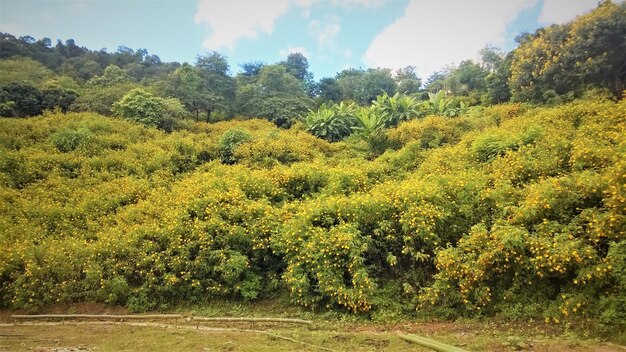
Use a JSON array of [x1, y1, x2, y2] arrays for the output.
[[304, 102, 356, 142], [0, 57, 54, 87], [352, 107, 390, 156], [71, 81, 139, 116], [219, 128, 251, 164], [422, 91, 468, 117], [112, 88, 186, 132], [234, 64, 312, 127], [336, 68, 397, 105], [0, 98, 624, 337], [41, 87, 78, 113], [510, 1, 626, 102], [160, 63, 232, 121], [0, 3, 625, 337], [316, 77, 342, 103], [371, 92, 421, 127], [51, 127, 92, 152], [0, 82, 43, 117], [394, 66, 422, 95]]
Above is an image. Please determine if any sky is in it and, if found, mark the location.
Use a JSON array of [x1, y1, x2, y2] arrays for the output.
[[0, 0, 616, 80]]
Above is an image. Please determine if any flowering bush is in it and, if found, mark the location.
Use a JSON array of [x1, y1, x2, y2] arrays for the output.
[[0, 98, 624, 336]]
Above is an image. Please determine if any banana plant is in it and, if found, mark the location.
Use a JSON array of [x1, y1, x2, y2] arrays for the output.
[[303, 102, 356, 142], [421, 91, 468, 117], [352, 107, 386, 138], [372, 92, 421, 127], [353, 107, 390, 155]]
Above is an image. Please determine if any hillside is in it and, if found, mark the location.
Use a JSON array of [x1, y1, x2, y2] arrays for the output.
[[1, 98, 624, 337]]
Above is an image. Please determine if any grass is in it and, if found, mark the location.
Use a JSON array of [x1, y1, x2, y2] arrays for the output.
[[0, 321, 623, 352], [0, 300, 624, 351]]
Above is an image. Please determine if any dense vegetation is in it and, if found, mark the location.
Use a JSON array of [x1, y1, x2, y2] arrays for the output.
[[0, 0, 624, 339], [1, 98, 624, 329]]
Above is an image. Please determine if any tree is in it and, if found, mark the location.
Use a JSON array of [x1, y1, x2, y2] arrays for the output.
[[282, 52, 309, 81], [234, 64, 311, 127], [424, 69, 451, 93], [359, 68, 397, 104], [256, 64, 303, 94], [41, 87, 78, 112], [239, 61, 265, 77], [483, 52, 512, 105], [196, 51, 230, 75], [336, 68, 364, 102], [510, 1, 626, 102], [194, 52, 236, 119], [444, 60, 488, 103], [566, 0, 626, 95], [336, 68, 397, 105], [395, 66, 421, 94], [479, 46, 504, 73], [70, 65, 138, 115], [87, 65, 132, 86], [112, 88, 186, 132], [0, 83, 43, 117], [161, 63, 207, 120], [0, 89, 15, 116], [317, 77, 342, 103], [255, 95, 312, 128], [54, 39, 85, 58], [71, 81, 139, 116], [0, 57, 53, 87]]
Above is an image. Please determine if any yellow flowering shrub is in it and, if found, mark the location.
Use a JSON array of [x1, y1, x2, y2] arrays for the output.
[[0, 98, 624, 333]]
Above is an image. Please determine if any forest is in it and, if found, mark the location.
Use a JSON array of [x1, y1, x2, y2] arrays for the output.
[[0, 0, 625, 341]]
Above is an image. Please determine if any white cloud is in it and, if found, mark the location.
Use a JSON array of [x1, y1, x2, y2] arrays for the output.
[[308, 15, 353, 63], [294, 0, 314, 16], [539, 0, 624, 24], [364, 0, 537, 79], [195, 0, 291, 51], [194, 0, 395, 52], [279, 46, 310, 58], [308, 15, 341, 46]]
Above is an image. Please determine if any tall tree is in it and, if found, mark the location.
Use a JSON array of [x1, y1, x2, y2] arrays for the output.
[[194, 52, 236, 119], [444, 60, 488, 102], [394, 66, 421, 95], [483, 52, 512, 104], [234, 64, 311, 127], [510, 1, 626, 102], [317, 77, 342, 103], [336, 68, 365, 102], [336, 68, 397, 105], [282, 52, 309, 81], [239, 61, 265, 77], [0, 83, 43, 117]]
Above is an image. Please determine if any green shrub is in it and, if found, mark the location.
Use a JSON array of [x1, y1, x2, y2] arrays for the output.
[[219, 128, 251, 164], [51, 127, 92, 152]]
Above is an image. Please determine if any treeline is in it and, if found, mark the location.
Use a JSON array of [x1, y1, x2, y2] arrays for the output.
[[1, 1, 624, 126]]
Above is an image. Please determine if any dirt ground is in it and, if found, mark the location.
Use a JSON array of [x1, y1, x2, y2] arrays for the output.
[[1, 303, 624, 352]]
